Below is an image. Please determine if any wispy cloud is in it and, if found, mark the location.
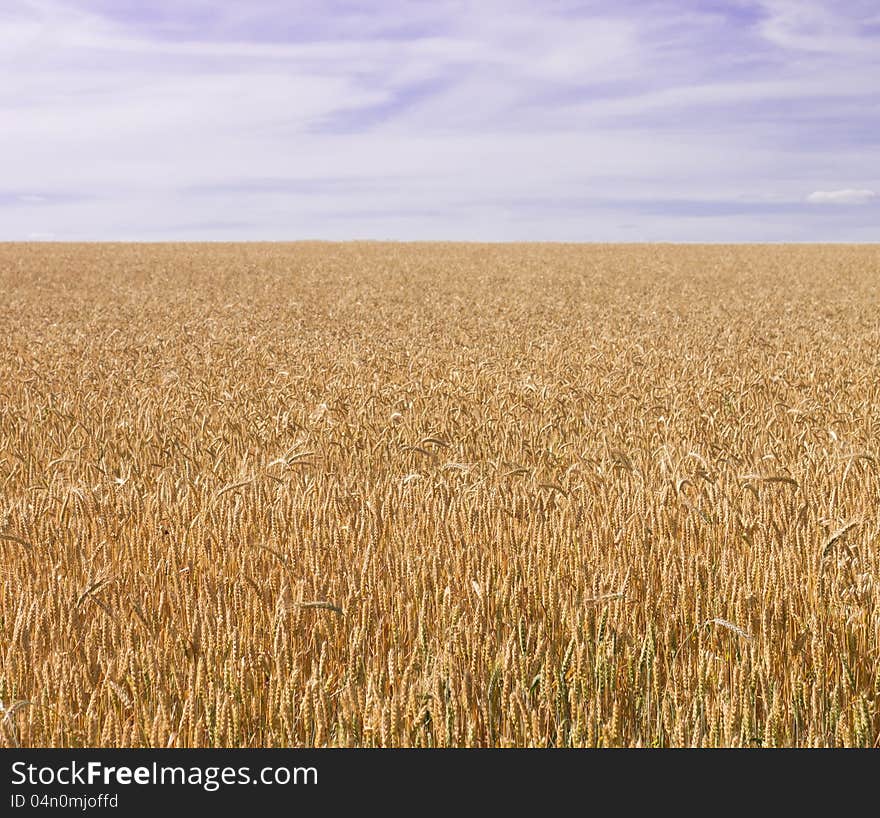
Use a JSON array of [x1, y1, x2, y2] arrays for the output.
[[0, 0, 877, 240], [806, 189, 877, 204], [0, 191, 91, 207], [756, 0, 880, 55]]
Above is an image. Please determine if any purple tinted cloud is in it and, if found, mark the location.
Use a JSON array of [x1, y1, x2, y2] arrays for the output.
[[0, 191, 91, 206], [1, 0, 877, 241], [310, 77, 456, 134]]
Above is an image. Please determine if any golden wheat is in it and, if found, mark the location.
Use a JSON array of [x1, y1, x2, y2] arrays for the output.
[[1, 242, 879, 747]]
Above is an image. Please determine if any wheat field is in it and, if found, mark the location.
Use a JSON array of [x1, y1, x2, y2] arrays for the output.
[[1, 242, 879, 747]]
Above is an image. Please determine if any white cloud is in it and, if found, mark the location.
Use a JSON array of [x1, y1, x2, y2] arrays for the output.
[[806, 189, 877, 205], [756, 0, 880, 55]]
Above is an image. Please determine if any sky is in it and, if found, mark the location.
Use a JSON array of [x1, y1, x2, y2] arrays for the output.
[[1, 0, 878, 241]]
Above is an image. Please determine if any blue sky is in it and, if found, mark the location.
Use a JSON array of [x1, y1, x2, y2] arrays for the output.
[[1, 0, 877, 241]]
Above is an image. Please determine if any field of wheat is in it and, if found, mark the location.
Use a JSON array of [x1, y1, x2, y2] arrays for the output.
[[1, 242, 879, 747]]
